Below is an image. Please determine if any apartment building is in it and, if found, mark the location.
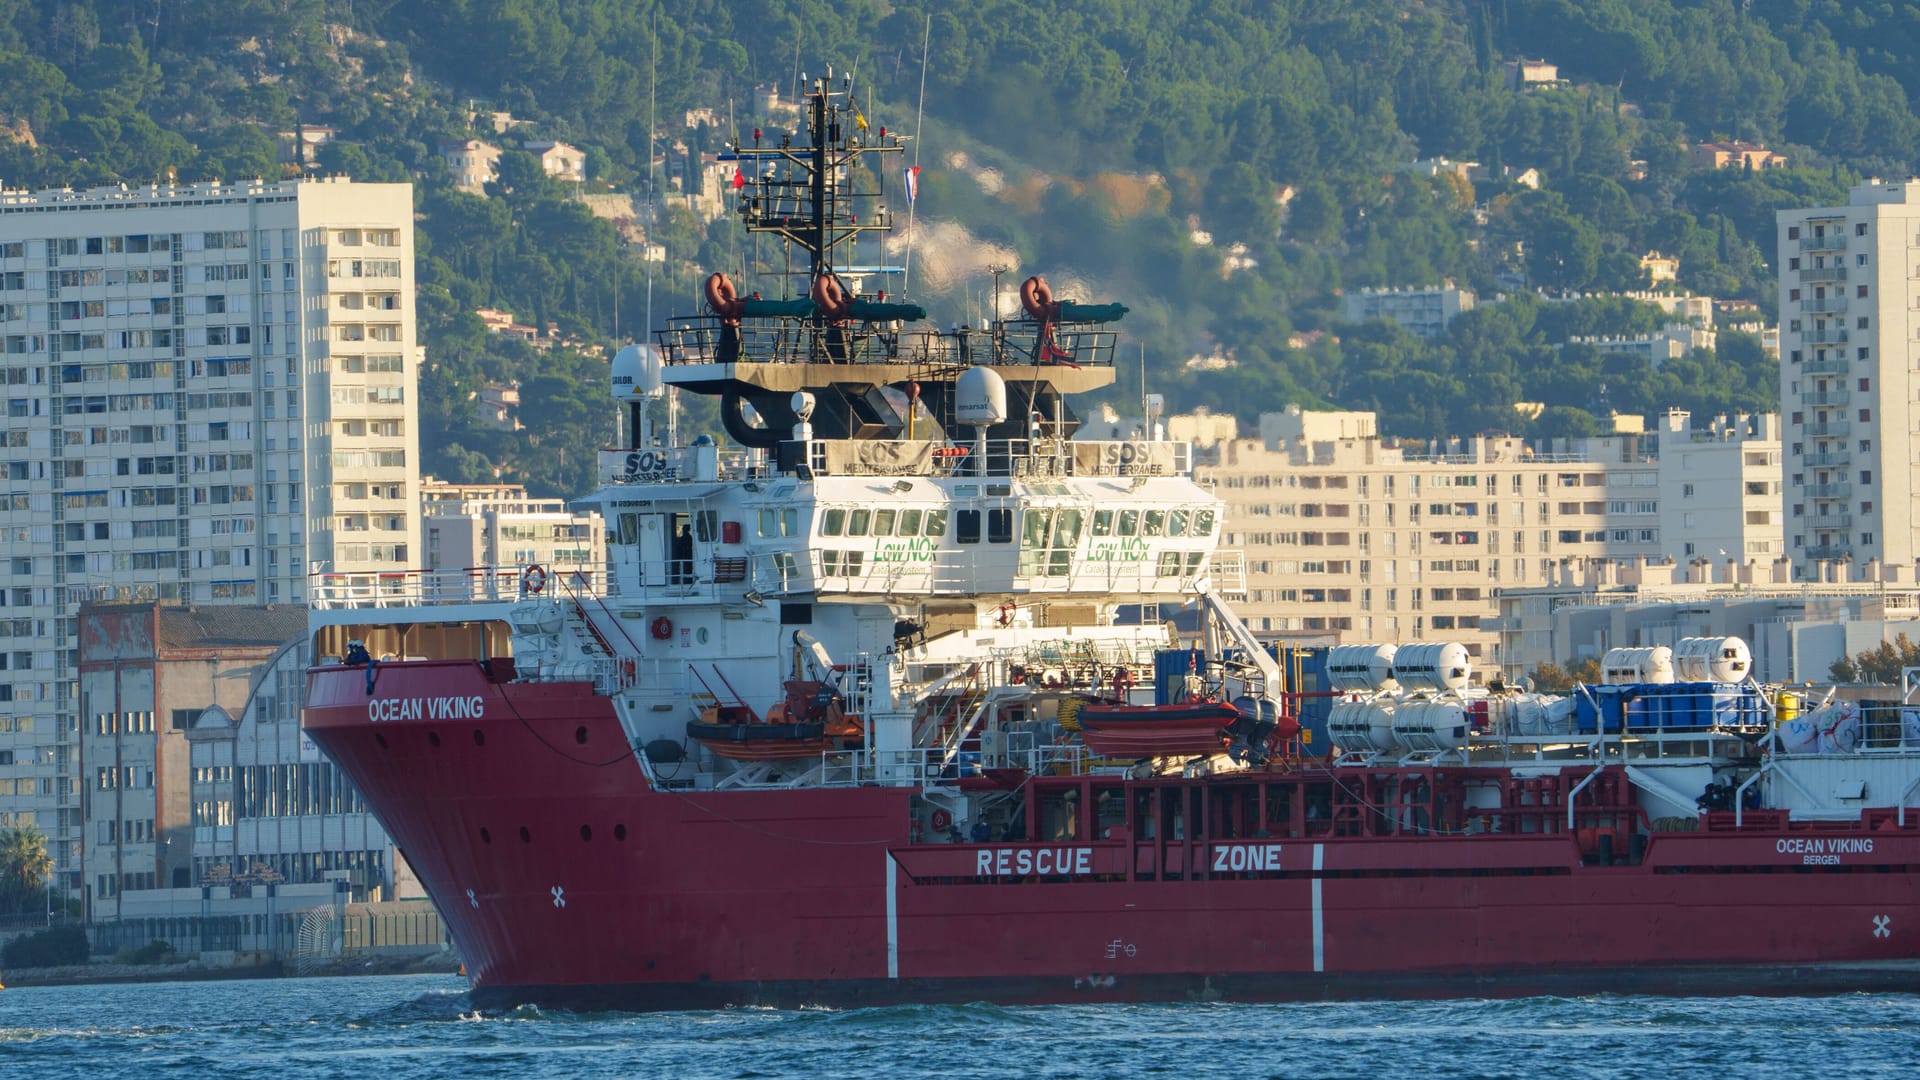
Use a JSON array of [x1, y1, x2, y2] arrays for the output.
[[1200, 407, 1781, 667], [1339, 284, 1476, 338], [420, 478, 605, 577], [0, 178, 420, 899], [1777, 179, 1920, 571]]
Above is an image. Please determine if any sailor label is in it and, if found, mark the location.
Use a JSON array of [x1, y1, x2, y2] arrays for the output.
[[976, 847, 1094, 877], [1777, 837, 1873, 865], [1212, 843, 1285, 873], [367, 695, 486, 723]]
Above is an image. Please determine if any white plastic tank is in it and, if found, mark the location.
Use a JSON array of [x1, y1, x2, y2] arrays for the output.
[[954, 366, 1008, 428], [1326, 643, 1398, 692], [1391, 699, 1472, 752], [1489, 693, 1567, 737], [1673, 636, 1752, 683], [1601, 646, 1675, 685], [1393, 642, 1472, 692], [1328, 699, 1397, 754]]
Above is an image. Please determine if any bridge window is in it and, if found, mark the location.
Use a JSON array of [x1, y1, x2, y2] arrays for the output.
[[1117, 509, 1139, 536], [956, 509, 981, 544], [898, 508, 922, 535], [987, 507, 1014, 544], [848, 509, 871, 536], [758, 508, 799, 537], [1194, 509, 1216, 536], [1169, 509, 1189, 537], [822, 508, 846, 536], [924, 509, 948, 537], [873, 508, 896, 534], [1091, 509, 1114, 536], [1143, 510, 1166, 537]]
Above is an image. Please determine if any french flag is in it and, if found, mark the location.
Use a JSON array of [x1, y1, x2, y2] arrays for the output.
[[904, 165, 920, 205]]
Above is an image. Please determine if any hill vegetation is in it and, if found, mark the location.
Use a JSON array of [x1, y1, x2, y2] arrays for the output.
[[0, 1, 1911, 495]]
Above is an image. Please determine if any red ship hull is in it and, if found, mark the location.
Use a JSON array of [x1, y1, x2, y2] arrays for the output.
[[305, 660, 1920, 1009]]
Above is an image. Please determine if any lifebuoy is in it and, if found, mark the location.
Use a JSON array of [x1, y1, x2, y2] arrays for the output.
[[930, 808, 953, 832], [811, 272, 850, 320], [1019, 275, 1055, 320], [650, 616, 674, 640], [996, 603, 1016, 628], [704, 272, 744, 319], [521, 564, 547, 594]]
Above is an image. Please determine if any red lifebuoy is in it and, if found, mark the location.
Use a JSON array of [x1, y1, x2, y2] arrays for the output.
[[811, 272, 850, 320], [521, 564, 547, 594], [650, 616, 673, 640], [930, 808, 953, 832], [1019, 275, 1055, 320], [704, 272, 744, 319]]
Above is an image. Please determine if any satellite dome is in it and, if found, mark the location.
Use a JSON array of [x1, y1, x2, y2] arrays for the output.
[[955, 367, 1008, 428]]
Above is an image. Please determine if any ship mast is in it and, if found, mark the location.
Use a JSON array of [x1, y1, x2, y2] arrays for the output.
[[731, 72, 900, 293]]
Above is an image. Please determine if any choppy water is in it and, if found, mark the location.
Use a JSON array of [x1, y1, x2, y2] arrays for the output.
[[2, 974, 1917, 1078]]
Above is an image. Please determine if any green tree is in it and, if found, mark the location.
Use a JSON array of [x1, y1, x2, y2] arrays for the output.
[[0, 824, 52, 915]]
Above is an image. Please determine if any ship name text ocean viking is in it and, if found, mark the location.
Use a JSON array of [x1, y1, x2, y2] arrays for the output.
[[367, 696, 487, 722]]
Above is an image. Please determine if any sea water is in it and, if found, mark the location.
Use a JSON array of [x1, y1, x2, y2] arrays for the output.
[[2, 974, 1917, 1078]]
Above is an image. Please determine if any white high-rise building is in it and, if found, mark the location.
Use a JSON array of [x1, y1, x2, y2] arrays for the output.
[[1776, 180, 1920, 571], [0, 178, 420, 899]]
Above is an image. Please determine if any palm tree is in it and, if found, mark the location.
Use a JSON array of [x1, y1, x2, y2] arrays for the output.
[[0, 824, 53, 915]]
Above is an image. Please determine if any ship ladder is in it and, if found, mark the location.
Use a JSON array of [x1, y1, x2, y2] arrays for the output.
[[937, 690, 992, 768]]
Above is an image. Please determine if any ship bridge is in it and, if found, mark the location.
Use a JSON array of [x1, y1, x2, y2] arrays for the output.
[[589, 435, 1222, 605]]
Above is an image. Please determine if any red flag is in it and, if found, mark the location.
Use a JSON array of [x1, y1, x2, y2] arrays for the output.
[[731, 169, 746, 191]]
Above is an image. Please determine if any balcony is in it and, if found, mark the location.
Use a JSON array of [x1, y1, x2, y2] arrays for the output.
[[1805, 420, 1851, 438], [1801, 295, 1848, 313], [1805, 543, 1851, 561], [1804, 328, 1850, 345], [1801, 356, 1849, 375], [1806, 513, 1853, 531], [1803, 452, 1851, 468], [1798, 266, 1848, 284], [1799, 233, 1847, 253], [1807, 481, 1852, 500], [1802, 389, 1850, 407]]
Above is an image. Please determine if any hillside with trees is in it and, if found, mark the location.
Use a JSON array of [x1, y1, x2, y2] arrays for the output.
[[0, 1, 1911, 495]]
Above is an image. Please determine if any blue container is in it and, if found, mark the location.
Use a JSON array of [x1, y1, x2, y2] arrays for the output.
[[1580, 682, 1766, 732], [1154, 648, 1207, 706]]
